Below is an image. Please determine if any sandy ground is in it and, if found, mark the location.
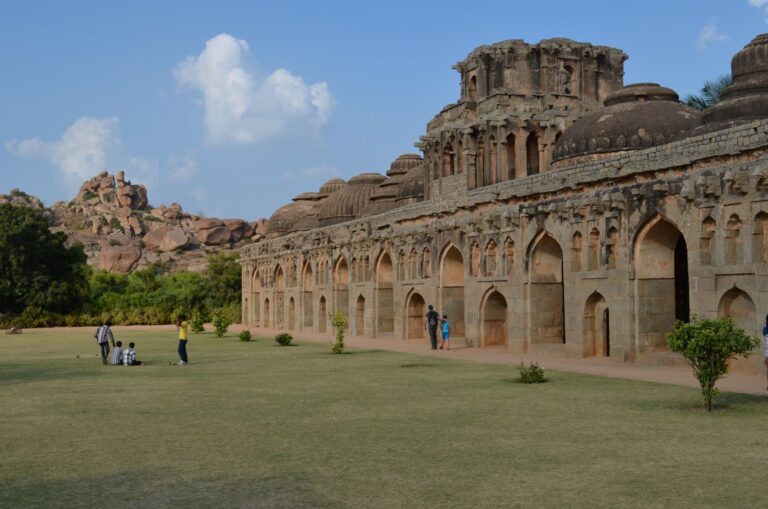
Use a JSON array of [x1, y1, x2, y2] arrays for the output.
[[20, 323, 768, 396]]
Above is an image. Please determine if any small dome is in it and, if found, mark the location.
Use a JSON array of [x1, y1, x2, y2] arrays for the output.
[[702, 34, 768, 129], [319, 178, 347, 195], [554, 83, 701, 162], [396, 163, 426, 203], [388, 154, 424, 177], [318, 173, 386, 226], [267, 192, 329, 236]]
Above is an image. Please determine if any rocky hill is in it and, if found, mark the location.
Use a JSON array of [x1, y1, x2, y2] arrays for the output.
[[0, 171, 268, 273]]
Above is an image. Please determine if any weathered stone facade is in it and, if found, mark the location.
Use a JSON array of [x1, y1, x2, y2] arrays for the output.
[[242, 35, 768, 373]]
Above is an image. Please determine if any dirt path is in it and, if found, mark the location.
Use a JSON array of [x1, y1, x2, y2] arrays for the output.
[[24, 324, 768, 396]]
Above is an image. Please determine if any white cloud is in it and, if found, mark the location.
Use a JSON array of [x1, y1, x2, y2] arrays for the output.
[[168, 155, 198, 182], [126, 156, 160, 188], [173, 33, 336, 145], [697, 20, 728, 50], [5, 116, 120, 185], [748, 0, 768, 22]]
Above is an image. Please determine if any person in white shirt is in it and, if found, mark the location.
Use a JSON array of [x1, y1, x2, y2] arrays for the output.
[[111, 341, 123, 365], [121, 342, 142, 366]]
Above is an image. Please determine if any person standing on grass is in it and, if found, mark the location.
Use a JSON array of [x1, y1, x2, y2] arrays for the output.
[[439, 315, 450, 351], [425, 305, 440, 350], [177, 314, 189, 365], [111, 341, 124, 365], [763, 315, 768, 390], [94, 321, 115, 365]]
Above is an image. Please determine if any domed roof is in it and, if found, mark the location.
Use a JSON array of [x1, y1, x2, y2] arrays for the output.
[[396, 163, 427, 203], [318, 173, 386, 226], [319, 178, 347, 195], [553, 83, 701, 162], [267, 192, 327, 237], [388, 154, 424, 177], [702, 34, 768, 129]]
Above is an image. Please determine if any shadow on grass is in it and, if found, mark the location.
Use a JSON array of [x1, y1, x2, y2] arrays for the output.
[[501, 377, 550, 385], [400, 362, 440, 368], [0, 470, 335, 509], [0, 363, 102, 386]]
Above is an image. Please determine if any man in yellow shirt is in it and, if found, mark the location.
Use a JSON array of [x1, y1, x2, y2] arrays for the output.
[[177, 314, 189, 365]]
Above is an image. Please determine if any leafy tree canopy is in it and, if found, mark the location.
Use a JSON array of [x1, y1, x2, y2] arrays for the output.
[[683, 74, 733, 111]]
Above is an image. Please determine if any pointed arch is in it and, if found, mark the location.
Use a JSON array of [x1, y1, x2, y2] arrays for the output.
[[409, 248, 419, 279], [274, 265, 285, 328], [470, 241, 481, 277], [725, 214, 743, 265], [288, 297, 296, 330], [700, 216, 716, 265], [588, 227, 600, 271], [442, 142, 455, 177], [302, 261, 314, 328], [439, 243, 465, 337], [754, 212, 768, 263], [527, 232, 565, 345], [718, 287, 756, 336], [485, 239, 499, 276], [252, 270, 261, 326], [584, 292, 610, 357], [571, 232, 583, 272], [504, 237, 515, 276], [606, 227, 619, 270], [334, 256, 350, 317], [422, 247, 432, 278], [481, 289, 508, 347], [405, 290, 426, 340], [263, 298, 271, 328], [355, 295, 366, 336], [505, 132, 516, 180], [375, 251, 394, 336], [526, 132, 540, 176], [318, 295, 327, 333], [633, 214, 689, 352]]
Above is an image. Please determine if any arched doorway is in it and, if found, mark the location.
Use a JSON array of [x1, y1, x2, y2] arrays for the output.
[[406, 292, 426, 340], [275, 266, 285, 328], [252, 271, 261, 326], [318, 296, 327, 333], [634, 216, 689, 352], [302, 262, 314, 328], [376, 252, 394, 336], [482, 290, 508, 347], [355, 295, 365, 336], [264, 298, 271, 328], [440, 245, 465, 338], [529, 233, 565, 345], [288, 297, 296, 330], [584, 292, 609, 357], [334, 258, 350, 323]]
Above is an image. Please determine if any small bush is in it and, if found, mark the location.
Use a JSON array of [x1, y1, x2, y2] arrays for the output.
[[81, 191, 97, 201], [213, 311, 231, 338], [515, 361, 545, 384], [275, 333, 293, 346], [330, 311, 347, 354], [190, 315, 205, 333], [108, 238, 121, 247], [239, 330, 252, 342]]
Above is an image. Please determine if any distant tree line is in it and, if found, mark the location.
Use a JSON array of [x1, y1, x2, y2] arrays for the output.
[[0, 203, 241, 328]]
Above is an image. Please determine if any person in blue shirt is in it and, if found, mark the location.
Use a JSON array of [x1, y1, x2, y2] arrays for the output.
[[763, 315, 768, 391], [439, 314, 451, 351]]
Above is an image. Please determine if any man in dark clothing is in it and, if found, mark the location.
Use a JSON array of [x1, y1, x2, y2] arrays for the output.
[[425, 305, 440, 350]]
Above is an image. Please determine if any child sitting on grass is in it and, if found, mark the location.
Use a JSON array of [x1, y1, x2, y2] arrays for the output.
[[122, 342, 142, 366], [110, 341, 124, 365]]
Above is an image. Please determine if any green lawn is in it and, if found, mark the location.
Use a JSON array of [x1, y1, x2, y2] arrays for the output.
[[1, 329, 766, 509]]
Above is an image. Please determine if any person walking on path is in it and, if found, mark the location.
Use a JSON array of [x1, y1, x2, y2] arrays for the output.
[[94, 321, 115, 365], [763, 315, 768, 390], [425, 305, 440, 350], [110, 341, 124, 365], [439, 315, 451, 350], [177, 314, 189, 365]]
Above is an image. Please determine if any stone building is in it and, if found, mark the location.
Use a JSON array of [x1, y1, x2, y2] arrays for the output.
[[241, 34, 768, 373]]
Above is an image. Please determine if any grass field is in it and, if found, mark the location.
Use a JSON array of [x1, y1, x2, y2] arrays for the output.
[[1, 329, 767, 509]]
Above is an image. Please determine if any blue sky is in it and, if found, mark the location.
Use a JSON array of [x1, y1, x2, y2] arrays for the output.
[[1, 0, 766, 220]]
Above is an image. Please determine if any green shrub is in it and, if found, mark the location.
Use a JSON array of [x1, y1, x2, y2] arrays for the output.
[[275, 333, 293, 346], [667, 316, 758, 411], [108, 238, 121, 247], [190, 315, 205, 333], [213, 310, 231, 338], [239, 330, 252, 342], [81, 191, 97, 201], [515, 361, 545, 384], [330, 311, 347, 354]]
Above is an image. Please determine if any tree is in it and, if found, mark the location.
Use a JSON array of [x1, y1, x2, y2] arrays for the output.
[[667, 317, 758, 411], [683, 74, 732, 111], [331, 311, 347, 354], [0, 204, 89, 314], [202, 252, 241, 310]]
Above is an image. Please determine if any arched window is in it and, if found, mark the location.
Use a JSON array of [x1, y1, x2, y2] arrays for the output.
[[606, 227, 618, 269], [443, 143, 454, 177], [526, 133, 539, 176], [753, 212, 768, 264], [409, 248, 419, 279], [364, 256, 370, 281], [471, 242, 481, 277], [571, 232, 583, 272], [485, 240, 498, 276], [456, 140, 464, 174], [504, 238, 515, 276], [469, 75, 477, 100], [475, 137, 485, 188], [422, 247, 432, 278], [588, 228, 600, 271], [700, 217, 716, 265], [398, 250, 406, 280], [505, 133, 516, 181], [487, 136, 497, 185], [350, 257, 358, 283], [725, 214, 743, 265]]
